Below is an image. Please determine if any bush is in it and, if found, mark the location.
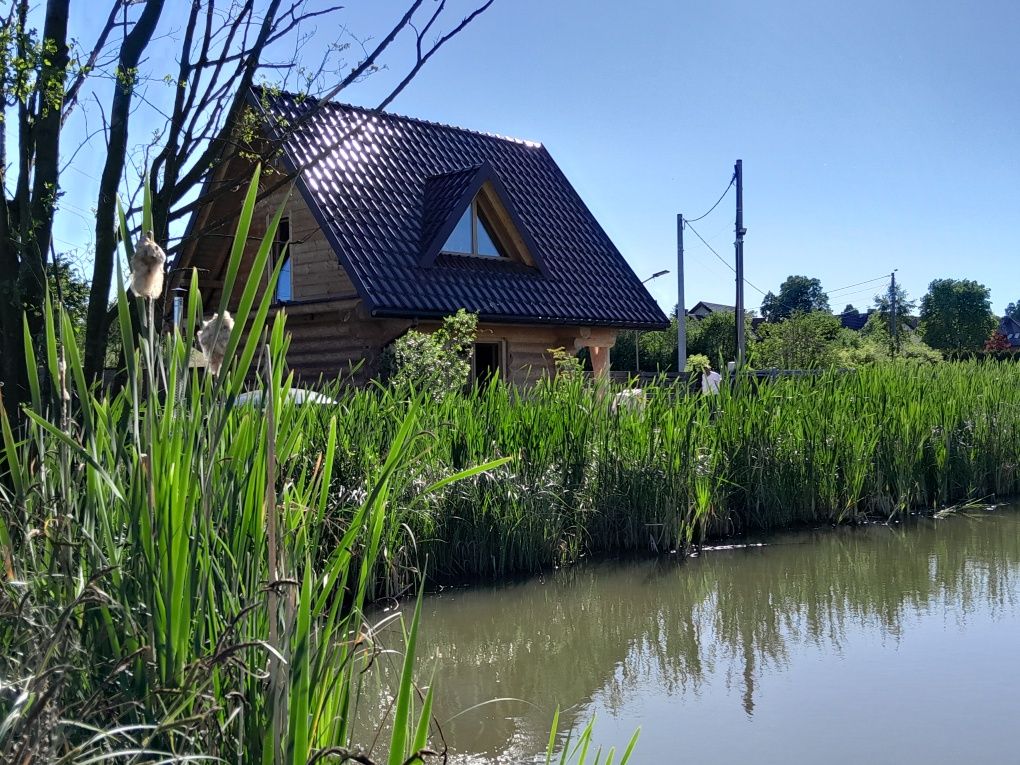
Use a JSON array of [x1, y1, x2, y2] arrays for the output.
[[688, 311, 754, 367], [845, 313, 942, 365], [685, 353, 711, 373], [752, 311, 844, 369], [382, 309, 477, 397]]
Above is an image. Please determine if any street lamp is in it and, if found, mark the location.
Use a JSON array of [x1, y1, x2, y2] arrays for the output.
[[637, 270, 670, 374]]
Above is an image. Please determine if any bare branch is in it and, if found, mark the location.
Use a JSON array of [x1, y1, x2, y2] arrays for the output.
[[309, 0, 427, 111], [62, 1, 124, 125], [378, 1, 496, 112]]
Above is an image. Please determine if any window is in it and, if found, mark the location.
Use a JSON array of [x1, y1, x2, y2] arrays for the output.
[[472, 341, 505, 384], [274, 217, 292, 302], [442, 199, 504, 258]]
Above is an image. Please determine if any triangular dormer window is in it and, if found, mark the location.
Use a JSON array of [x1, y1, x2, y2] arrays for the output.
[[442, 195, 505, 258], [420, 163, 546, 274]]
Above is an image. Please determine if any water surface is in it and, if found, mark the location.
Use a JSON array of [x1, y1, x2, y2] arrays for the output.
[[373, 507, 1020, 763]]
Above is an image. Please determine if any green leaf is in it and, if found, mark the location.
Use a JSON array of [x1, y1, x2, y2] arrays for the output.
[[142, 170, 153, 235], [22, 409, 124, 503], [422, 456, 513, 495], [215, 164, 262, 321]]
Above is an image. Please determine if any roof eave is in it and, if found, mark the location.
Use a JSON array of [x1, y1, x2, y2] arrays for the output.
[[369, 306, 668, 331]]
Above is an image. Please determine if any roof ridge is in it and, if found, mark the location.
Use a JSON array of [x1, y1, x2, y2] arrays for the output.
[[271, 88, 544, 149]]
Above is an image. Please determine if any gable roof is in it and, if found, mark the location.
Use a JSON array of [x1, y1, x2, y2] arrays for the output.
[[418, 161, 544, 272], [690, 301, 735, 315], [253, 91, 668, 329]]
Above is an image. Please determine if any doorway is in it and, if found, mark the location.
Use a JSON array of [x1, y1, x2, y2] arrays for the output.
[[473, 341, 505, 385]]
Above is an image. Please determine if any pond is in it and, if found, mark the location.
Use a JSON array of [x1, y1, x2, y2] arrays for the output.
[[369, 506, 1020, 763]]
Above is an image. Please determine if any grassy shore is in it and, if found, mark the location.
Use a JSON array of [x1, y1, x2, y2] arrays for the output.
[[307, 361, 1020, 595]]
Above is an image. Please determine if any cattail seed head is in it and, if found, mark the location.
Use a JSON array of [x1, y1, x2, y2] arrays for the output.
[[198, 311, 234, 375], [130, 230, 166, 300]]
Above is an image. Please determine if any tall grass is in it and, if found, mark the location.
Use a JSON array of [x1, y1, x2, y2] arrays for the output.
[[298, 363, 1020, 594], [0, 168, 542, 764]]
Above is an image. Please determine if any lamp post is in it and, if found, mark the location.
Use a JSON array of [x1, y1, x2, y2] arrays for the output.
[[637, 269, 670, 374]]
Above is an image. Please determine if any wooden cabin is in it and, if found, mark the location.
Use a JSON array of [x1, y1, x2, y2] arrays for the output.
[[174, 91, 668, 385]]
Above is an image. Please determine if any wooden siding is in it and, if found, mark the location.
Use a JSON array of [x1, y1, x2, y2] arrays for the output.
[[267, 186, 356, 300]]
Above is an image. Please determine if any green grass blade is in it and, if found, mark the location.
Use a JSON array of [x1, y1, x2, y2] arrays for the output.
[[388, 586, 425, 765]]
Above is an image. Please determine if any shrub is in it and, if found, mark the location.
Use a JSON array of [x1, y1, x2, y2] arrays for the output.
[[383, 308, 477, 397], [685, 353, 711, 373], [548, 346, 584, 379], [752, 311, 844, 369]]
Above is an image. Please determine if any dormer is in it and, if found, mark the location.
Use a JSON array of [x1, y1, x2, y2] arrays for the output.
[[419, 162, 545, 272]]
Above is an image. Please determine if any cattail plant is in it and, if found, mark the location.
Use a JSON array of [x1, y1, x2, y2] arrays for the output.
[[198, 310, 234, 375], [129, 229, 166, 299]]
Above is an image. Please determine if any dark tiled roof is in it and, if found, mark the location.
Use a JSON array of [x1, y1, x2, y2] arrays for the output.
[[691, 301, 735, 314], [840, 313, 869, 331], [255, 91, 668, 329]]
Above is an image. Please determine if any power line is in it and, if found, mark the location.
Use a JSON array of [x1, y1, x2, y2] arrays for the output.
[[683, 218, 734, 273], [684, 219, 894, 321], [830, 286, 888, 301], [685, 173, 736, 223], [685, 218, 772, 296], [828, 274, 892, 295]]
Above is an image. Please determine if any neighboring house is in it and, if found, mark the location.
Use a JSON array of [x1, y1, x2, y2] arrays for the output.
[[840, 311, 870, 331], [1001, 316, 1020, 348], [174, 91, 667, 385], [689, 301, 734, 319], [840, 311, 920, 333]]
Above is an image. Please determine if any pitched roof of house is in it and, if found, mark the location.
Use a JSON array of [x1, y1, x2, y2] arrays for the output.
[[840, 313, 869, 331], [253, 91, 668, 329], [690, 301, 735, 314], [1000, 316, 1020, 347]]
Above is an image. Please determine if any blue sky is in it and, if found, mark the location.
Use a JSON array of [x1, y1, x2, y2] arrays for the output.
[[56, 0, 1020, 315]]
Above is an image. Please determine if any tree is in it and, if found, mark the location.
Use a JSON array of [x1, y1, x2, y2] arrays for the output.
[[842, 304, 860, 317], [611, 315, 682, 373], [1005, 301, 1020, 320], [47, 255, 90, 345], [0, 0, 71, 414], [760, 275, 830, 322], [0, 0, 494, 411], [688, 310, 754, 366], [872, 282, 917, 353], [849, 313, 942, 365], [752, 311, 844, 369], [919, 278, 997, 353]]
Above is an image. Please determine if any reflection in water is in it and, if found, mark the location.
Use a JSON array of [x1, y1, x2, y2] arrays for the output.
[[362, 509, 1020, 763]]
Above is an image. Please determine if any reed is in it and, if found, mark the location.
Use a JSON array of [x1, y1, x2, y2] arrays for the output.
[[0, 169, 533, 764], [300, 363, 1020, 593]]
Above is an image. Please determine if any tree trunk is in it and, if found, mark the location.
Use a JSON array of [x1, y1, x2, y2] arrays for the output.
[[84, 0, 166, 382], [0, 0, 70, 415]]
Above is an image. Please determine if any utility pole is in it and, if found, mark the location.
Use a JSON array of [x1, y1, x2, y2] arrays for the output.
[[734, 159, 746, 367], [677, 214, 686, 374], [890, 269, 898, 354]]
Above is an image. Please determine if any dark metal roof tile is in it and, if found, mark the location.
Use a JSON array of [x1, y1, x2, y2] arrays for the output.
[[256, 90, 668, 329]]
